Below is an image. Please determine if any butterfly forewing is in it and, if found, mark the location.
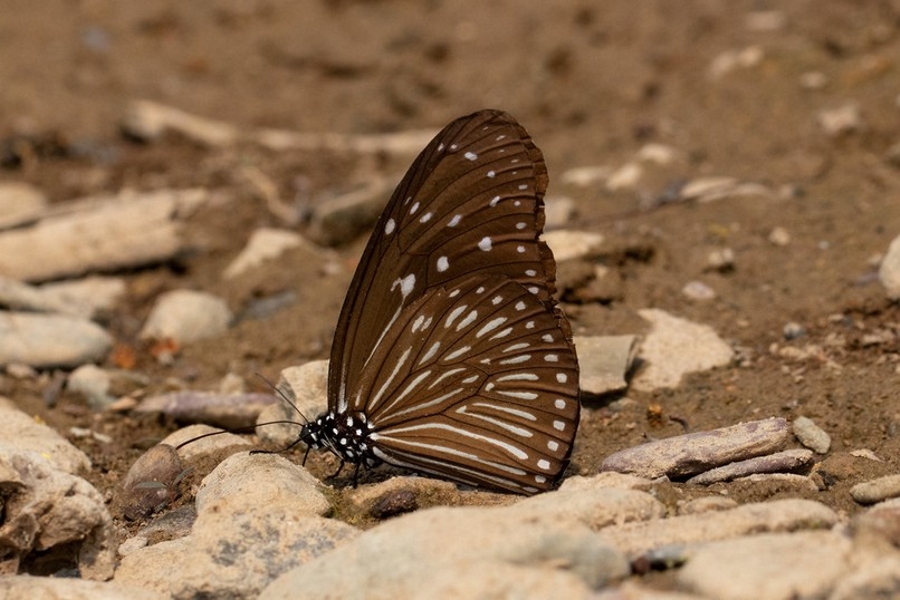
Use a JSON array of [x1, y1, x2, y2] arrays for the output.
[[328, 110, 557, 414], [348, 275, 578, 494], [313, 109, 580, 494]]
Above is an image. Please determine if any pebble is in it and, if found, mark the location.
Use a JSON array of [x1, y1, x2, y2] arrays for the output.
[[222, 227, 305, 279], [115, 452, 357, 599], [682, 280, 716, 301], [559, 165, 612, 187], [631, 309, 734, 391], [573, 335, 639, 396], [139, 289, 233, 345], [0, 577, 167, 600], [0, 311, 112, 369], [782, 321, 805, 340], [636, 143, 677, 166], [0, 188, 206, 282], [118, 444, 185, 520], [306, 175, 399, 246], [0, 445, 115, 579], [0, 397, 92, 474], [768, 226, 791, 246], [40, 276, 126, 319], [708, 46, 763, 78], [597, 498, 838, 559], [706, 247, 735, 271], [260, 503, 629, 600], [879, 233, 900, 299], [686, 449, 814, 485], [136, 390, 279, 429], [745, 10, 786, 32], [818, 103, 863, 136], [851, 474, 900, 505], [606, 162, 643, 191], [257, 360, 329, 446], [543, 195, 576, 228], [680, 176, 738, 201], [800, 71, 828, 90], [792, 416, 832, 453], [161, 424, 253, 461], [678, 531, 852, 600], [67, 364, 115, 410], [0, 181, 47, 229], [542, 230, 604, 262], [601, 417, 790, 479]]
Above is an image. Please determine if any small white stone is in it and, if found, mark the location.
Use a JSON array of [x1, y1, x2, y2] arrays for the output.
[[605, 162, 643, 192], [559, 165, 612, 187], [879, 234, 900, 300], [800, 71, 828, 90], [707, 247, 736, 271], [768, 226, 791, 246], [818, 103, 863, 136], [682, 280, 716, 301], [140, 290, 233, 344], [636, 143, 677, 166], [793, 416, 832, 454], [223, 228, 304, 279], [542, 230, 604, 262]]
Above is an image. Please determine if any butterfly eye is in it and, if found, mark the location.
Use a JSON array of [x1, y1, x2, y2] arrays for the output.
[[304, 110, 579, 495]]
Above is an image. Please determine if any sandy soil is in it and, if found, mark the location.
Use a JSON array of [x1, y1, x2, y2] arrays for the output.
[[2, 0, 900, 581]]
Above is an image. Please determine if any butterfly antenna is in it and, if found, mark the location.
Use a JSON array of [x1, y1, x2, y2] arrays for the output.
[[254, 372, 310, 424]]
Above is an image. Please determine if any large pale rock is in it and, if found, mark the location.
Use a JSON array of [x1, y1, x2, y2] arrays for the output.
[[0, 397, 91, 474], [139, 290, 232, 344], [0, 576, 167, 600], [880, 234, 900, 300], [260, 503, 629, 599], [632, 309, 734, 390], [0, 311, 112, 368], [678, 531, 852, 600], [115, 452, 354, 599]]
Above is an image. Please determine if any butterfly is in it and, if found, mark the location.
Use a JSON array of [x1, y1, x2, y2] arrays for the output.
[[299, 109, 580, 494]]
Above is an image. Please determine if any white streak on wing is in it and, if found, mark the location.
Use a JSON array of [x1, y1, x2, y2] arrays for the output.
[[445, 305, 468, 328], [503, 343, 530, 353], [444, 345, 471, 361], [382, 369, 432, 413], [471, 402, 537, 421], [490, 327, 513, 340], [455, 310, 478, 331], [475, 317, 507, 338], [427, 367, 466, 389], [496, 390, 539, 400], [374, 422, 528, 459], [456, 405, 533, 437], [495, 373, 539, 382], [499, 354, 531, 365], [387, 386, 466, 419], [369, 347, 411, 408], [418, 341, 441, 365]]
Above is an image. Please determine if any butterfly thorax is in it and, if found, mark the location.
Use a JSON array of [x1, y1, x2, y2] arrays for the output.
[[300, 411, 380, 468]]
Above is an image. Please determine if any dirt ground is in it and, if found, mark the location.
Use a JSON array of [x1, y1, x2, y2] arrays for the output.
[[2, 0, 900, 580]]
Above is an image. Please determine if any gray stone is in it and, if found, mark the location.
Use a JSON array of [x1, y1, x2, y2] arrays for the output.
[[686, 449, 814, 485], [601, 417, 789, 479], [114, 453, 355, 599], [136, 390, 278, 429], [575, 335, 639, 396], [161, 424, 253, 461], [678, 531, 852, 600], [260, 504, 629, 599], [632, 309, 734, 391], [0, 311, 112, 368], [851, 474, 900, 505], [0, 576, 167, 600], [139, 289, 233, 344], [543, 230, 604, 262], [597, 498, 838, 559], [793, 416, 832, 453], [880, 234, 900, 300], [257, 361, 329, 446], [0, 397, 91, 474], [0, 447, 115, 579], [222, 227, 305, 279]]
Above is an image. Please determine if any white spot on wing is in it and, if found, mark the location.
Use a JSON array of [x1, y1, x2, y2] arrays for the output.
[[445, 345, 471, 361], [410, 201, 420, 215], [420, 212, 433, 223], [475, 317, 507, 338], [448, 214, 462, 227], [556, 373, 568, 383], [537, 459, 551, 470], [554, 399, 566, 409], [487, 170, 496, 178], [547, 440, 559, 451], [456, 310, 478, 331], [478, 237, 492, 251], [385, 218, 396, 234], [445, 305, 468, 328], [499, 355, 532, 365], [437, 256, 449, 272], [465, 151, 477, 161], [490, 195, 501, 207]]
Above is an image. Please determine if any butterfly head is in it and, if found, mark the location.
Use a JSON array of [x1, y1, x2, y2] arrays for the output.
[[300, 411, 380, 469]]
